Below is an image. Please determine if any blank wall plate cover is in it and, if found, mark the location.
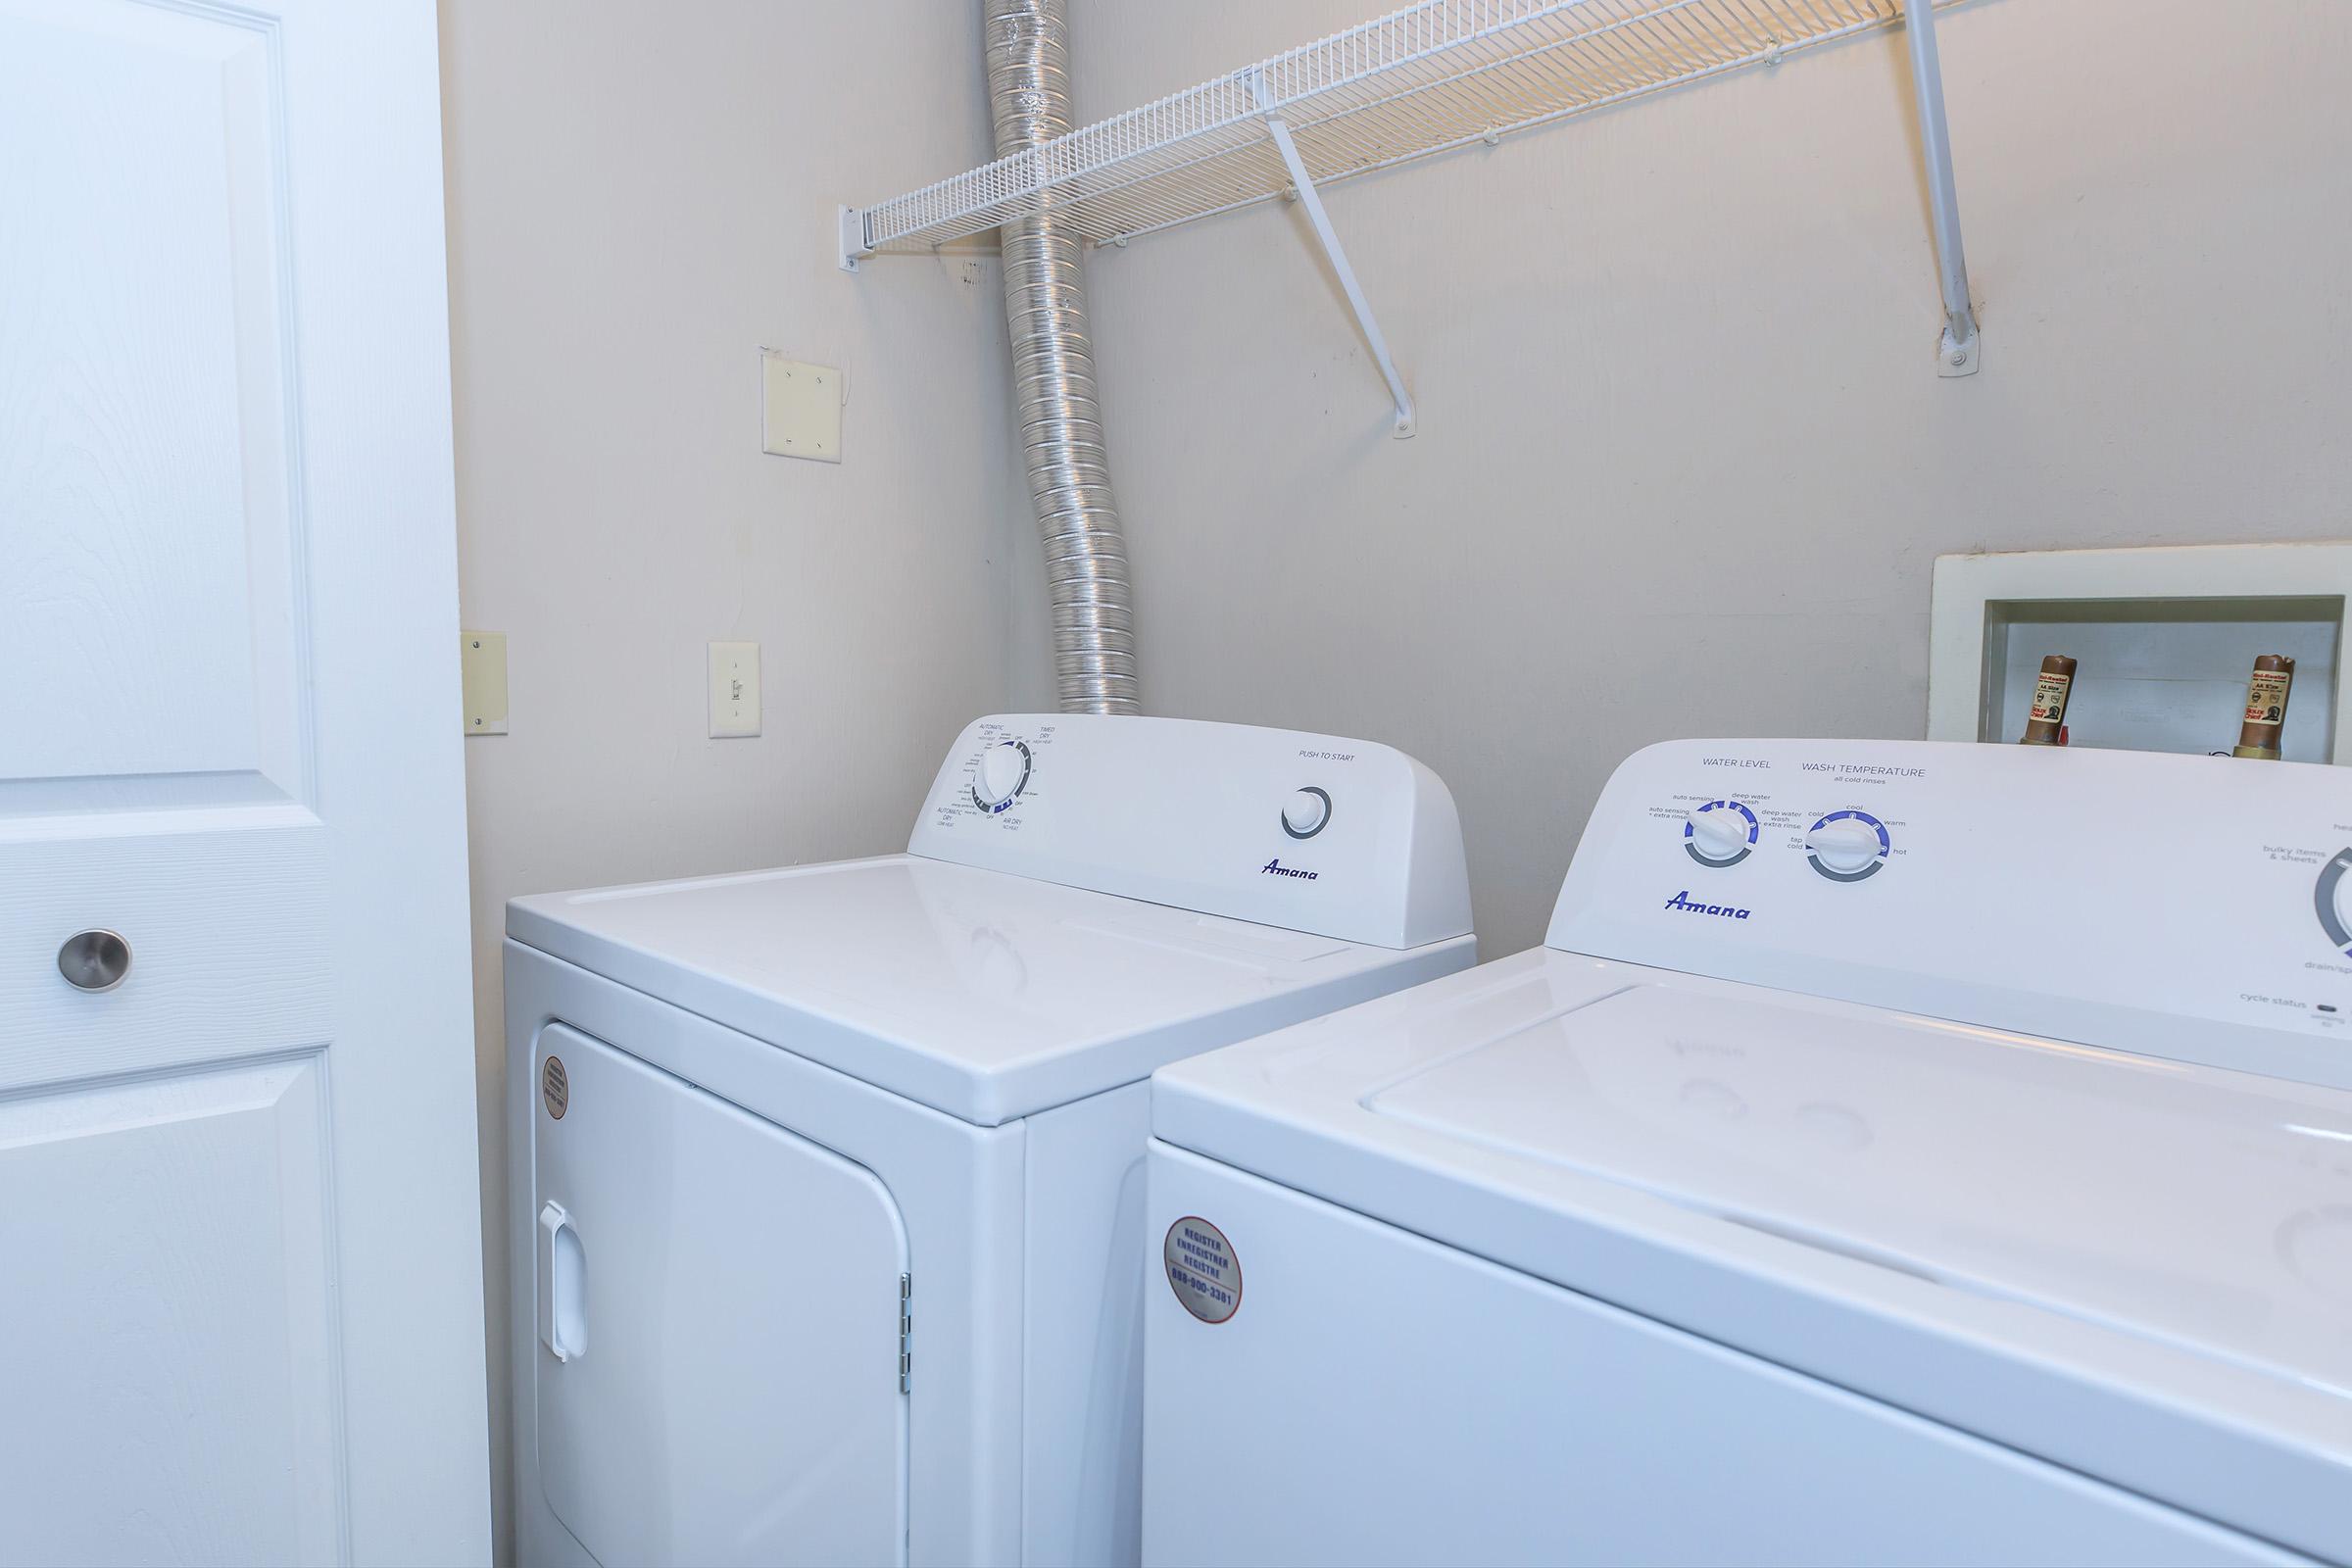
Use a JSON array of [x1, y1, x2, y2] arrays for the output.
[[709, 641, 760, 738], [462, 630, 508, 736], [760, 354, 842, 463]]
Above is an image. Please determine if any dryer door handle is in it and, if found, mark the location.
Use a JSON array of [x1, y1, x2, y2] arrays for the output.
[[538, 1201, 587, 1362]]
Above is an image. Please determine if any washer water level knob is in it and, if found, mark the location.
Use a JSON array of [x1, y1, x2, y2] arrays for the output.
[[1685, 803, 1757, 865], [972, 740, 1032, 812], [1805, 811, 1889, 880], [1282, 787, 1332, 839]]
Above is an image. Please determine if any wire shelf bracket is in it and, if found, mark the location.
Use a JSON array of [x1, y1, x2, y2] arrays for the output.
[[1902, 0, 1981, 376], [1250, 70, 1417, 437], [840, 0, 1985, 413]]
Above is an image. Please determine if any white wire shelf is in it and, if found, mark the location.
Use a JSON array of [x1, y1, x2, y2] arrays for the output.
[[843, 0, 1982, 431], [847, 0, 1963, 259]]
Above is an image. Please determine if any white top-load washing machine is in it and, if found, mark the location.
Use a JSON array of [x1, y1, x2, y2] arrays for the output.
[[1144, 740, 2352, 1568], [504, 714, 1472, 1568]]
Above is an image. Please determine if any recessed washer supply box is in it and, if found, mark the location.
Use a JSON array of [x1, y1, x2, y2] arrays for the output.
[[1929, 543, 2351, 762]]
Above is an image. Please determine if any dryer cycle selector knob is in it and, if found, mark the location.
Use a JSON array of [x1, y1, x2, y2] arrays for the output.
[[1805, 811, 1889, 881], [1684, 802, 1758, 866], [972, 740, 1032, 812], [1282, 787, 1332, 840]]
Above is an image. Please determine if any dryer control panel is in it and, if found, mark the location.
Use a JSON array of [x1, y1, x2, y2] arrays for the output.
[[909, 714, 1472, 951], [1549, 739, 2352, 1089]]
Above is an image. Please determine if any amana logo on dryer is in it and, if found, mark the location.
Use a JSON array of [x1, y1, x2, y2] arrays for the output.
[[1261, 858, 1318, 881], [1665, 890, 1749, 919]]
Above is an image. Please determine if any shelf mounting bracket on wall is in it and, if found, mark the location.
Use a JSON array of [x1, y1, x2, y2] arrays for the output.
[[1249, 70, 1416, 439], [839, 205, 867, 273], [1902, 0, 1980, 376]]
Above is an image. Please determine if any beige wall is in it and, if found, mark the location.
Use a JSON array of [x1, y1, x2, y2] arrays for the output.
[[437, 4, 1025, 1553], [1053, 0, 2352, 952]]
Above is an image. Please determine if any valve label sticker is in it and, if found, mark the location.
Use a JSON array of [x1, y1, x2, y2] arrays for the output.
[[542, 1054, 569, 1120], [2246, 668, 2292, 725], [1164, 1216, 1242, 1324], [2028, 670, 2072, 723]]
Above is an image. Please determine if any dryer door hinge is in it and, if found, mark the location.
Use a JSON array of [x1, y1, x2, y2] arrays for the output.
[[898, 1272, 912, 1395]]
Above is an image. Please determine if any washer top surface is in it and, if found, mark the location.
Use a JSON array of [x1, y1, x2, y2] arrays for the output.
[[510, 854, 1463, 1126]]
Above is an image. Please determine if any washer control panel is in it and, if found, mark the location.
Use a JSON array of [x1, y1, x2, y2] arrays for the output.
[[1667, 779, 1909, 887], [1552, 739, 2352, 1088], [909, 714, 1471, 950]]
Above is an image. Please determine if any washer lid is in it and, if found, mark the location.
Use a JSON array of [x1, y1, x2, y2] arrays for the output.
[[509, 855, 1461, 1126], [1366, 979, 2352, 1390], [1151, 949, 2352, 1561]]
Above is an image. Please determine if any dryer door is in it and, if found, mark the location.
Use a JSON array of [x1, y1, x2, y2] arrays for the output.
[[531, 1023, 909, 1567]]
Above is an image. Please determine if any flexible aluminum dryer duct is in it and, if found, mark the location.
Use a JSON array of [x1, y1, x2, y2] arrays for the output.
[[985, 0, 1139, 714]]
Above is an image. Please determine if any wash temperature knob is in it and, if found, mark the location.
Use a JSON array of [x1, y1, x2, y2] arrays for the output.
[[1806, 817, 1884, 874]]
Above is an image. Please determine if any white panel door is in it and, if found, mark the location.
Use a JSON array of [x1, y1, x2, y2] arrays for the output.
[[0, 0, 489, 1563]]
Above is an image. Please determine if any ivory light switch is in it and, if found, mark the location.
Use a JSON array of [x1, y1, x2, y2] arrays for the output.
[[760, 354, 842, 462], [709, 641, 760, 738]]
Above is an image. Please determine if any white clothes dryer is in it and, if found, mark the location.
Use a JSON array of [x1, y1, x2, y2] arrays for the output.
[[507, 714, 1472, 1568]]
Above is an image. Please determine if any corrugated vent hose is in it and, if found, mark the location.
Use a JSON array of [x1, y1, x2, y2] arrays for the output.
[[984, 0, 1140, 714]]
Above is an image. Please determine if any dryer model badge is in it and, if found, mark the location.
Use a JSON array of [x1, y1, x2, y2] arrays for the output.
[[542, 1055, 569, 1119]]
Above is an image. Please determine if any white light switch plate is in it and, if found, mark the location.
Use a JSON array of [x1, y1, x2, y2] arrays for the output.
[[709, 641, 760, 738], [760, 353, 842, 462], [462, 630, 509, 736]]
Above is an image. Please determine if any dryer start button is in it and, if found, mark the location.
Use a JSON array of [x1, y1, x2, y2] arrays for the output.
[[1282, 787, 1332, 839]]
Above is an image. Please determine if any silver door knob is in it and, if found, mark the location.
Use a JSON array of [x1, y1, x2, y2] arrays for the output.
[[58, 930, 130, 992]]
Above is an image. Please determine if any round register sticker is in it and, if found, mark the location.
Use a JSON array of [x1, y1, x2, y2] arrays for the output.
[[1163, 1216, 1242, 1324], [542, 1054, 569, 1120]]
